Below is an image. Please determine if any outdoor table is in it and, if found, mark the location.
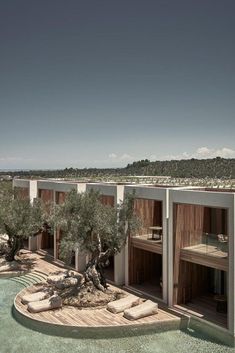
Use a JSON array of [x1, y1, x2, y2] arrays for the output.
[[149, 226, 162, 240]]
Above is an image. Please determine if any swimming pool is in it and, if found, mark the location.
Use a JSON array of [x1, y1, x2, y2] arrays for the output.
[[0, 278, 234, 353]]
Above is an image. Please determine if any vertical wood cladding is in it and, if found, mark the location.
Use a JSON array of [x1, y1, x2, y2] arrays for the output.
[[173, 204, 204, 250], [204, 207, 228, 235], [173, 203, 228, 305], [55, 191, 66, 259], [100, 195, 115, 207], [14, 187, 29, 200], [40, 230, 54, 249], [38, 189, 54, 202], [56, 191, 66, 205], [38, 189, 54, 250], [128, 198, 163, 292], [177, 261, 209, 304], [129, 247, 162, 285], [133, 199, 162, 235]]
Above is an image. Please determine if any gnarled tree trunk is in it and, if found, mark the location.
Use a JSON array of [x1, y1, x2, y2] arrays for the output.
[[5, 236, 23, 262], [83, 233, 113, 291]]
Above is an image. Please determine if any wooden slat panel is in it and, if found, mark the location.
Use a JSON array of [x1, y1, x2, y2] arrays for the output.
[[37, 189, 54, 250], [177, 261, 210, 304], [56, 191, 66, 204], [131, 237, 163, 254], [55, 192, 67, 258], [129, 246, 162, 285], [134, 199, 162, 236], [173, 203, 229, 305], [38, 189, 53, 202], [173, 204, 204, 304], [173, 204, 183, 304], [100, 195, 115, 207], [15, 187, 29, 200], [180, 249, 228, 272]]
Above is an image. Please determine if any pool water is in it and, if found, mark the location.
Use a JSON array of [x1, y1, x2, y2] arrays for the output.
[[0, 278, 234, 353]]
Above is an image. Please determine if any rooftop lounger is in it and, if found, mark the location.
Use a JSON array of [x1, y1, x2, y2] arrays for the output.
[[107, 295, 140, 314], [123, 300, 158, 320], [21, 289, 52, 305], [27, 293, 62, 313]]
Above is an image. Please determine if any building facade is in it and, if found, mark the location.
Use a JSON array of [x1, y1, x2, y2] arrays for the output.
[[13, 178, 235, 342]]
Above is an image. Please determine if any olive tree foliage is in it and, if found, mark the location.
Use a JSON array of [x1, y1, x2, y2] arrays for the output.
[[0, 184, 47, 261], [53, 189, 140, 291]]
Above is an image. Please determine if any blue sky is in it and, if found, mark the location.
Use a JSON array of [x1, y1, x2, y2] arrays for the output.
[[0, 0, 234, 170]]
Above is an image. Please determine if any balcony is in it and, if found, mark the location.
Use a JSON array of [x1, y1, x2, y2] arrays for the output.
[[181, 233, 229, 271], [131, 227, 163, 255]]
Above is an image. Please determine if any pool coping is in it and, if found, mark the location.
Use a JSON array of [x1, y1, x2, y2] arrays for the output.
[[13, 285, 183, 338], [0, 270, 31, 278]]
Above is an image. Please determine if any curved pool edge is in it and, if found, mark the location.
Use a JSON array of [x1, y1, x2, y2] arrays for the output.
[[186, 315, 235, 347], [13, 304, 181, 339], [13, 287, 182, 339], [12, 282, 235, 346], [0, 270, 30, 278]]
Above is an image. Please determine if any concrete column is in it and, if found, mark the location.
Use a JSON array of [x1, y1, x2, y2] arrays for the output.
[[53, 190, 57, 259], [124, 241, 129, 286], [75, 249, 87, 272], [28, 180, 38, 251], [28, 236, 38, 251], [114, 185, 125, 285], [228, 195, 235, 336], [114, 249, 125, 285], [77, 183, 86, 193], [162, 189, 169, 303], [29, 180, 38, 203], [116, 185, 124, 204], [167, 191, 174, 307]]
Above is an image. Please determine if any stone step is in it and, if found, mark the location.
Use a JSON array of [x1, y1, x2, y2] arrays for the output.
[[10, 271, 48, 287]]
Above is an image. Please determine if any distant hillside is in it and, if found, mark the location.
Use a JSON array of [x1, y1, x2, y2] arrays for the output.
[[125, 157, 235, 178], [2, 157, 235, 179]]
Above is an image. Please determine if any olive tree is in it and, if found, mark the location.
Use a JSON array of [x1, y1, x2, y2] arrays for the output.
[[0, 185, 47, 261], [53, 189, 140, 291]]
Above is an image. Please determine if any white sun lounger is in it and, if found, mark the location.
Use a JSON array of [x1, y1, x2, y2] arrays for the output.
[[123, 300, 158, 320], [21, 290, 51, 305], [27, 293, 62, 313], [107, 295, 140, 314]]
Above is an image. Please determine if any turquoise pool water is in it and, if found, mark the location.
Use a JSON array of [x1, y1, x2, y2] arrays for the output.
[[0, 278, 234, 353]]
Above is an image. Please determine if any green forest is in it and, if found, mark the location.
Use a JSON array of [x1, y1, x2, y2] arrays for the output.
[[1, 157, 235, 179]]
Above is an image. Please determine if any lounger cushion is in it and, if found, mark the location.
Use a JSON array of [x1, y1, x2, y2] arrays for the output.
[[124, 300, 158, 320], [27, 294, 62, 313], [107, 295, 140, 314], [21, 290, 51, 305]]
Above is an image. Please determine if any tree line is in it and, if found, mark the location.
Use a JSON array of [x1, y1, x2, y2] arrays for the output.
[[1, 157, 235, 179]]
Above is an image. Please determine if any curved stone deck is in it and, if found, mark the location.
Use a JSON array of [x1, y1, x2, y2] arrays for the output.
[[10, 251, 183, 336], [14, 285, 181, 333]]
